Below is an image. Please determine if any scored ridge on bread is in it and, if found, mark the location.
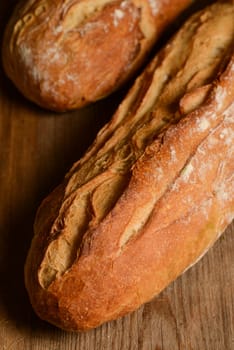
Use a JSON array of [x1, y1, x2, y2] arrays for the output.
[[25, 2, 234, 331]]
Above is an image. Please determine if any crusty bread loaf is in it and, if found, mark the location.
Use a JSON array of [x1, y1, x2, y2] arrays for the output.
[[2, 0, 191, 111], [24, 2, 234, 331]]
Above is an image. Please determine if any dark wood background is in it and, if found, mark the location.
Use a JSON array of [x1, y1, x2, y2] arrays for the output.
[[0, 1, 233, 349]]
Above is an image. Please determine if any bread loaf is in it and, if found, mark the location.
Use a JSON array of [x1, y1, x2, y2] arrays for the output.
[[2, 0, 191, 111], [25, 2, 234, 331]]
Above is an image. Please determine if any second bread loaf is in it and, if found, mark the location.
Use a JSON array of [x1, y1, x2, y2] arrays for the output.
[[2, 0, 191, 111]]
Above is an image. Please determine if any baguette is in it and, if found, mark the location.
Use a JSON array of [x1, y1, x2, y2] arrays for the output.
[[2, 0, 192, 111], [25, 2, 234, 331]]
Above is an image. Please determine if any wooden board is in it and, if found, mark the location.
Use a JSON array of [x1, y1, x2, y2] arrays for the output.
[[0, 1, 233, 349]]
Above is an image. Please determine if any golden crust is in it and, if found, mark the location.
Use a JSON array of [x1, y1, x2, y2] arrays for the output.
[[2, 0, 191, 111], [24, 2, 234, 331]]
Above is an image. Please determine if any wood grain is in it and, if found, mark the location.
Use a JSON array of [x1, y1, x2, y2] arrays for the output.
[[0, 1, 233, 349]]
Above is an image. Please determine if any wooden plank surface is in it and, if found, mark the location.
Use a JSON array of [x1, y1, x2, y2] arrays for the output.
[[0, 1, 233, 349]]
